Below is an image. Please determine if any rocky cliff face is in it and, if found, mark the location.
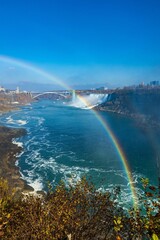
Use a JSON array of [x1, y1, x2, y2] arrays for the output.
[[96, 88, 160, 125], [0, 92, 32, 112], [12, 92, 32, 104]]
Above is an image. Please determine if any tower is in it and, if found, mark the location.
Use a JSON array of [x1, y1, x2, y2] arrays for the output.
[[16, 86, 20, 94]]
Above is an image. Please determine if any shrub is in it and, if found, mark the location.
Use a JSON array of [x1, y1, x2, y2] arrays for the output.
[[0, 177, 160, 240]]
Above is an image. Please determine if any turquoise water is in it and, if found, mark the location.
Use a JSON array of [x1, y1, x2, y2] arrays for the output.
[[1, 99, 160, 206]]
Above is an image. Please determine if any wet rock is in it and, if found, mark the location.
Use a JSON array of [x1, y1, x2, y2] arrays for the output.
[[0, 126, 29, 194]]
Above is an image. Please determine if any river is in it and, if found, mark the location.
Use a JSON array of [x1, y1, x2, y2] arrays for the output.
[[0, 96, 160, 206]]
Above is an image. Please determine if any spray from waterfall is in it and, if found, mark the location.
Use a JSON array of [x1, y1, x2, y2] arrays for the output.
[[71, 91, 108, 109], [72, 90, 76, 102]]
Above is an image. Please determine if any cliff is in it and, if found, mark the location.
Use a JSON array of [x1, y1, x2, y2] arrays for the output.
[[0, 92, 32, 113], [12, 92, 33, 104], [95, 88, 160, 126]]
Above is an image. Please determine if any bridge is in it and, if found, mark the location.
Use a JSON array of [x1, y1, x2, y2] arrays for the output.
[[32, 91, 70, 100], [32, 89, 113, 100]]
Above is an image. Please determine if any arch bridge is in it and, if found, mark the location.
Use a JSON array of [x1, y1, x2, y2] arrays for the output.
[[32, 91, 70, 100]]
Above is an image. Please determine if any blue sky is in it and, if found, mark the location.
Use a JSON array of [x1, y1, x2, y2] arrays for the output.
[[0, 0, 160, 89]]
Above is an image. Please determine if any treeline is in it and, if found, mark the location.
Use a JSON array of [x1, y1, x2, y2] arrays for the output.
[[0, 177, 160, 240]]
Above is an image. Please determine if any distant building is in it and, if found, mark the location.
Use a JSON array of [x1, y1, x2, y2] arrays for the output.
[[9, 86, 20, 94], [0, 86, 5, 92], [138, 82, 145, 88], [96, 87, 105, 91], [150, 81, 159, 86], [16, 86, 20, 94]]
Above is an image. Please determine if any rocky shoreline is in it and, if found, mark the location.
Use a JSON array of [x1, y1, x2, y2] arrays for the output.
[[0, 126, 34, 196], [0, 92, 35, 195], [0, 105, 18, 114]]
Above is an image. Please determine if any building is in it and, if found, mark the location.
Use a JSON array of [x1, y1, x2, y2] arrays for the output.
[[0, 86, 6, 92], [96, 87, 105, 91], [16, 86, 20, 94], [150, 81, 159, 86]]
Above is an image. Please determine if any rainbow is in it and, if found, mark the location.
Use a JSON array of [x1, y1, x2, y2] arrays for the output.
[[0, 55, 70, 90], [0, 55, 138, 208], [77, 95, 138, 208]]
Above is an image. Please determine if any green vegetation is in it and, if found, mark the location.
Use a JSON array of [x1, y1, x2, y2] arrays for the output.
[[0, 177, 160, 240]]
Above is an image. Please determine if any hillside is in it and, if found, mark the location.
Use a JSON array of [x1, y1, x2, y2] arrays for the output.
[[0, 92, 32, 113]]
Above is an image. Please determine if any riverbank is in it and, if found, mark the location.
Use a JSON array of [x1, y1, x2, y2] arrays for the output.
[[0, 104, 18, 113], [95, 88, 160, 128], [0, 125, 34, 196], [0, 92, 40, 196]]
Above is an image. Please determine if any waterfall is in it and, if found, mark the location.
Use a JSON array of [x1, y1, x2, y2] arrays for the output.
[[70, 93, 108, 109], [72, 90, 76, 102]]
